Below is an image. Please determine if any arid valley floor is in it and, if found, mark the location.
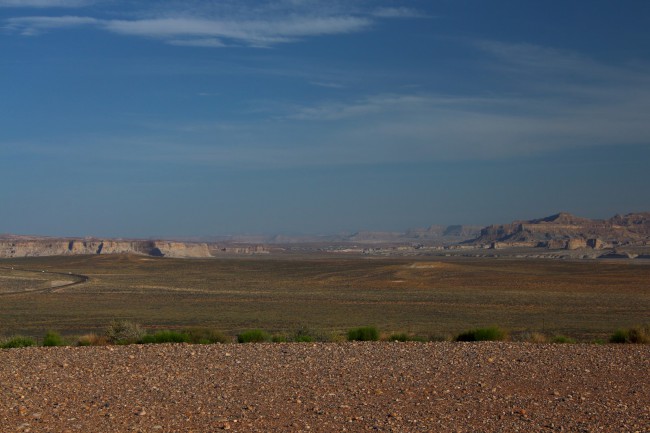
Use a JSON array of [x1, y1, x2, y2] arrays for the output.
[[1, 254, 649, 341]]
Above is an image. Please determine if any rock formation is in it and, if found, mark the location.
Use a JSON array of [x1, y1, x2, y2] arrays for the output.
[[0, 236, 265, 258], [466, 212, 650, 249]]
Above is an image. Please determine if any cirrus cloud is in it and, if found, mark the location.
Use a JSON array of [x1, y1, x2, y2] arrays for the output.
[[0, 0, 93, 7], [5, 15, 97, 35], [371, 7, 429, 19], [4, 9, 373, 47]]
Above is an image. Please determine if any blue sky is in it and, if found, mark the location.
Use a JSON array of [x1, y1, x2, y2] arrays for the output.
[[1, 0, 649, 237]]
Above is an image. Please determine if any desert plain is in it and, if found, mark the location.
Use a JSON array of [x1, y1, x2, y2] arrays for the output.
[[1, 254, 649, 340]]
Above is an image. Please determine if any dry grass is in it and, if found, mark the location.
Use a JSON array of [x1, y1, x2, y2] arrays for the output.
[[76, 333, 109, 346], [0, 255, 649, 341], [518, 332, 549, 343]]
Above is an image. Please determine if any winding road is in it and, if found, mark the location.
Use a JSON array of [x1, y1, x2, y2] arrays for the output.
[[0, 266, 88, 295]]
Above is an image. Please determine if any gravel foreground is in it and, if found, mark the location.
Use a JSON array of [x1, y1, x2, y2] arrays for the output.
[[1, 343, 648, 433]]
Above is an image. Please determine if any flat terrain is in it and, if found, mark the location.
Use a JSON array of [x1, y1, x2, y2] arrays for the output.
[[1, 255, 649, 340], [1, 342, 648, 432]]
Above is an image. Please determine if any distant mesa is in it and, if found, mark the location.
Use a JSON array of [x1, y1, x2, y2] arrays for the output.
[[0, 238, 209, 259], [465, 212, 650, 251], [0, 237, 269, 259]]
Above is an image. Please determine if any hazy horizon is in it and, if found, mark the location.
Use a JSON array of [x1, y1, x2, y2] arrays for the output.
[[4, 208, 650, 240], [2, 1, 649, 238]]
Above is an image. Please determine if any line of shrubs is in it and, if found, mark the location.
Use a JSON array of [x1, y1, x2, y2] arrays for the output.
[[1, 322, 648, 349], [0, 324, 232, 349]]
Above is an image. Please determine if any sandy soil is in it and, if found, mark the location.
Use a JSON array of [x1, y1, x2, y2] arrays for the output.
[[1, 342, 648, 432]]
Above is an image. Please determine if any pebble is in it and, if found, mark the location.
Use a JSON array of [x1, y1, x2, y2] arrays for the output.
[[0, 343, 647, 432]]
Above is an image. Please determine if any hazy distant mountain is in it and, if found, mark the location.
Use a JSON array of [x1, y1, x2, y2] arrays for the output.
[[345, 225, 482, 244], [198, 225, 483, 244]]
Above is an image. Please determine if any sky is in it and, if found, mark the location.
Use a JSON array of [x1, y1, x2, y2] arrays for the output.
[[1, 0, 649, 238]]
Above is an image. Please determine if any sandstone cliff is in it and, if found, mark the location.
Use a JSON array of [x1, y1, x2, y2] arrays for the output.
[[0, 238, 214, 258], [152, 242, 212, 258]]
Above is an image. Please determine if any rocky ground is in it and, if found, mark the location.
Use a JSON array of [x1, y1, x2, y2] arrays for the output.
[[1, 342, 648, 432]]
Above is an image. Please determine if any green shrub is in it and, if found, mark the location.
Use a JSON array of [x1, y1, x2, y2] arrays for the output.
[[292, 326, 319, 342], [1, 336, 36, 349], [42, 331, 66, 347], [550, 335, 576, 344], [610, 325, 650, 344], [237, 329, 271, 343], [272, 334, 289, 343], [455, 326, 508, 342], [184, 327, 230, 344], [347, 326, 379, 341], [389, 333, 410, 342], [106, 320, 146, 345], [610, 329, 628, 343], [139, 330, 190, 344]]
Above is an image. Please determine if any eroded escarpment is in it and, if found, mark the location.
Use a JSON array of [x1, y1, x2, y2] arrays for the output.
[[466, 212, 650, 250], [0, 237, 268, 258]]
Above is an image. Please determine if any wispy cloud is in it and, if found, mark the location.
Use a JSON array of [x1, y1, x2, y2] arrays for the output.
[[3, 2, 375, 47], [12, 75, 650, 169], [5, 15, 97, 35], [102, 16, 370, 47], [287, 94, 433, 121], [148, 40, 647, 166], [268, 41, 650, 162], [0, 0, 92, 7], [168, 37, 226, 48], [6, 10, 647, 168], [22, 42, 649, 169], [371, 7, 429, 19]]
